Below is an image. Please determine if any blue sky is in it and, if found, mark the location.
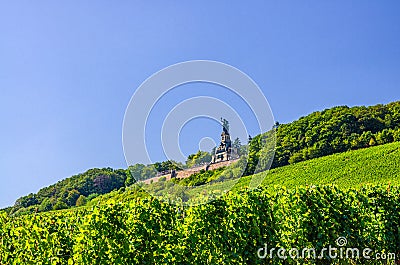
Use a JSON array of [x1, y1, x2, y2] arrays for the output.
[[1, 1, 399, 208]]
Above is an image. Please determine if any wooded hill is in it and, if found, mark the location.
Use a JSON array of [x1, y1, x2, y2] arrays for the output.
[[5, 101, 400, 215]]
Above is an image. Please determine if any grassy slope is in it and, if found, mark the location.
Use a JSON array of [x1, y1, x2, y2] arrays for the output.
[[90, 142, 400, 206], [195, 141, 400, 194]]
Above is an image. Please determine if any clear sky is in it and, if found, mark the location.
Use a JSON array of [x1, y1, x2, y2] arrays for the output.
[[1, 1, 399, 208]]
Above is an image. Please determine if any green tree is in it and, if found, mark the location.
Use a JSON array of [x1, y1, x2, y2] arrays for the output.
[[186, 150, 212, 168], [393, 128, 400, 141], [369, 137, 377, 146], [141, 165, 158, 179], [75, 195, 87, 207], [38, 198, 53, 212], [86, 193, 99, 201], [127, 164, 145, 184], [15, 193, 38, 208], [53, 200, 68, 210], [233, 137, 241, 149], [66, 189, 80, 206], [376, 129, 394, 144]]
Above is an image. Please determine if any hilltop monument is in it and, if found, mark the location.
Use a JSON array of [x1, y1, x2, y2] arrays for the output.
[[212, 118, 238, 163]]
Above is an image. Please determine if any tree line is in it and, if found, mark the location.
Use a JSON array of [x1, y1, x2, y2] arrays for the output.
[[6, 101, 400, 215]]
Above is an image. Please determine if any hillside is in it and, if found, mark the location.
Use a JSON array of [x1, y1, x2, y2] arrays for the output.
[[245, 101, 400, 175], [6, 101, 400, 215], [259, 141, 400, 189], [8, 168, 131, 216], [2, 102, 400, 263], [191, 141, 400, 196], [90, 141, 400, 205], [2, 185, 400, 264]]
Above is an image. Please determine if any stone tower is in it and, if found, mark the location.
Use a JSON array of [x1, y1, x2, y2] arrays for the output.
[[213, 119, 232, 163]]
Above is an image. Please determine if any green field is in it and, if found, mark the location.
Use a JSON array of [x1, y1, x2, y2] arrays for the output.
[[1, 143, 400, 264], [79, 141, 400, 210], [2, 100, 400, 264], [260, 141, 400, 188], [8, 101, 400, 215], [86, 142, 400, 206], [188, 141, 400, 197]]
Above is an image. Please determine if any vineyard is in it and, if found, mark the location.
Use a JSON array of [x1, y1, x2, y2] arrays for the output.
[[91, 141, 400, 205], [1, 140, 400, 264], [1, 184, 400, 264], [8, 101, 400, 215], [1, 104, 399, 264], [1, 2, 399, 263], [221, 141, 400, 194]]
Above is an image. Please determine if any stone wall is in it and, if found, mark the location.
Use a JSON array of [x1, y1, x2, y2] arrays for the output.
[[141, 158, 239, 184]]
